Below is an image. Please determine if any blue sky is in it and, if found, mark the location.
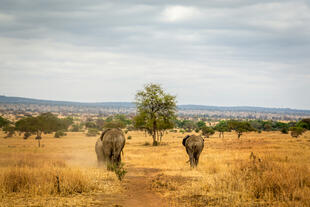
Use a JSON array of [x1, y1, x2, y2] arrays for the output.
[[0, 0, 309, 109]]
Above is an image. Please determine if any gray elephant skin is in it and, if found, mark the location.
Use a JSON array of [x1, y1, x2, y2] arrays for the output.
[[182, 135, 204, 168], [95, 128, 125, 169]]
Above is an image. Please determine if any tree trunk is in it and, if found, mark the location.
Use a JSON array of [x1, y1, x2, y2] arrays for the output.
[[152, 131, 157, 146]]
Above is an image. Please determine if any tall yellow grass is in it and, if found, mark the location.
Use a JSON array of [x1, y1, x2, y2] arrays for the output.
[[0, 132, 121, 207]]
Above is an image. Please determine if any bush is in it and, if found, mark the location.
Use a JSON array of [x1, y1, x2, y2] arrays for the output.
[[108, 163, 127, 181], [201, 126, 215, 138], [290, 127, 306, 138], [70, 124, 82, 132], [127, 136, 132, 140], [54, 130, 67, 138], [86, 128, 99, 137], [23, 132, 31, 139], [281, 128, 288, 134]]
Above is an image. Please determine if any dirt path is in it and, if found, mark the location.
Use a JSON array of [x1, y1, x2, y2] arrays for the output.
[[96, 167, 168, 207]]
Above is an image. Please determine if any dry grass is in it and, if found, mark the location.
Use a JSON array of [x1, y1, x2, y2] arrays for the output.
[[124, 130, 310, 206], [0, 132, 122, 207], [0, 130, 310, 206]]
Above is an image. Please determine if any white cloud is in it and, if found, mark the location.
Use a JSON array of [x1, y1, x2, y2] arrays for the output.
[[0, 13, 14, 22], [160, 5, 202, 22]]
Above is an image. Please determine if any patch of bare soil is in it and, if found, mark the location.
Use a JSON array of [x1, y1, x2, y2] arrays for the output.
[[95, 167, 168, 207]]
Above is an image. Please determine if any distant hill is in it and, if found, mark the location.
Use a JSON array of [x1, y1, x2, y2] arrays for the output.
[[0, 95, 309, 115], [0, 95, 135, 108], [177, 105, 310, 114]]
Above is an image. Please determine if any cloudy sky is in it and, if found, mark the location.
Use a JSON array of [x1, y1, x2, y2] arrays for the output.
[[0, 0, 309, 109]]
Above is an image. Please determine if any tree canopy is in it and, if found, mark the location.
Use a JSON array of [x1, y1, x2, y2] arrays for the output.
[[14, 113, 70, 145], [228, 120, 255, 138], [0, 116, 10, 129], [133, 84, 177, 145]]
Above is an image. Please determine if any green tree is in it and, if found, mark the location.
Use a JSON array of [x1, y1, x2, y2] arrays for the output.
[[196, 120, 206, 130], [201, 126, 215, 138], [103, 120, 126, 129], [133, 84, 177, 146], [296, 119, 310, 130], [182, 120, 196, 132], [215, 120, 230, 138], [84, 121, 97, 129], [228, 120, 254, 139], [59, 117, 73, 131], [15, 113, 64, 147], [71, 123, 82, 132], [3, 124, 15, 138], [0, 116, 10, 129], [86, 128, 99, 137], [54, 129, 67, 138], [114, 114, 132, 126], [289, 127, 306, 138]]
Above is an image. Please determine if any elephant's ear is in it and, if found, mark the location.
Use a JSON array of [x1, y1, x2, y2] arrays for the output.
[[182, 135, 190, 147], [100, 128, 111, 141]]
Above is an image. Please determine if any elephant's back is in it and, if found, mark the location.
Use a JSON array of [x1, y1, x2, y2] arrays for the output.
[[186, 135, 204, 148], [101, 128, 125, 146]]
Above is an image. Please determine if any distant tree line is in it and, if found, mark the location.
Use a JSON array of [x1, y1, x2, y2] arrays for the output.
[[0, 113, 309, 145], [174, 118, 310, 138]]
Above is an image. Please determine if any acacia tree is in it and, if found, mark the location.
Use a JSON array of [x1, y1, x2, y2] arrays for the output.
[[201, 126, 215, 138], [0, 116, 14, 138], [15, 113, 65, 147], [228, 120, 254, 139], [133, 84, 177, 146], [215, 120, 230, 138], [0, 116, 10, 129]]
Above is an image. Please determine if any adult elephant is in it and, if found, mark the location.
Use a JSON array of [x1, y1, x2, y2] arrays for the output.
[[182, 135, 204, 168], [95, 128, 125, 170]]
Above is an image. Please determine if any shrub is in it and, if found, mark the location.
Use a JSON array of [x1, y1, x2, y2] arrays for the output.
[[23, 132, 31, 139], [281, 128, 288, 134], [108, 163, 127, 181], [201, 126, 215, 138], [70, 124, 82, 132], [127, 136, 132, 140], [290, 127, 306, 138], [86, 128, 99, 137], [54, 130, 67, 138]]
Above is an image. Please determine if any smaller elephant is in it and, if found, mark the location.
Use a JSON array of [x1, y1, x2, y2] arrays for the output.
[[95, 128, 125, 170], [182, 135, 204, 168]]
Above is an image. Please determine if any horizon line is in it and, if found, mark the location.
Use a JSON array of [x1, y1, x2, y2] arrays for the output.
[[1, 95, 309, 111]]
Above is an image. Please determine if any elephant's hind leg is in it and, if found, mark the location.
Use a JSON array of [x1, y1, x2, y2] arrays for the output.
[[194, 151, 201, 167]]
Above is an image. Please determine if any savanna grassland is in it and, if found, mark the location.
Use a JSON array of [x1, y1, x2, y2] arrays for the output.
[[1, 130, 310, 207]]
